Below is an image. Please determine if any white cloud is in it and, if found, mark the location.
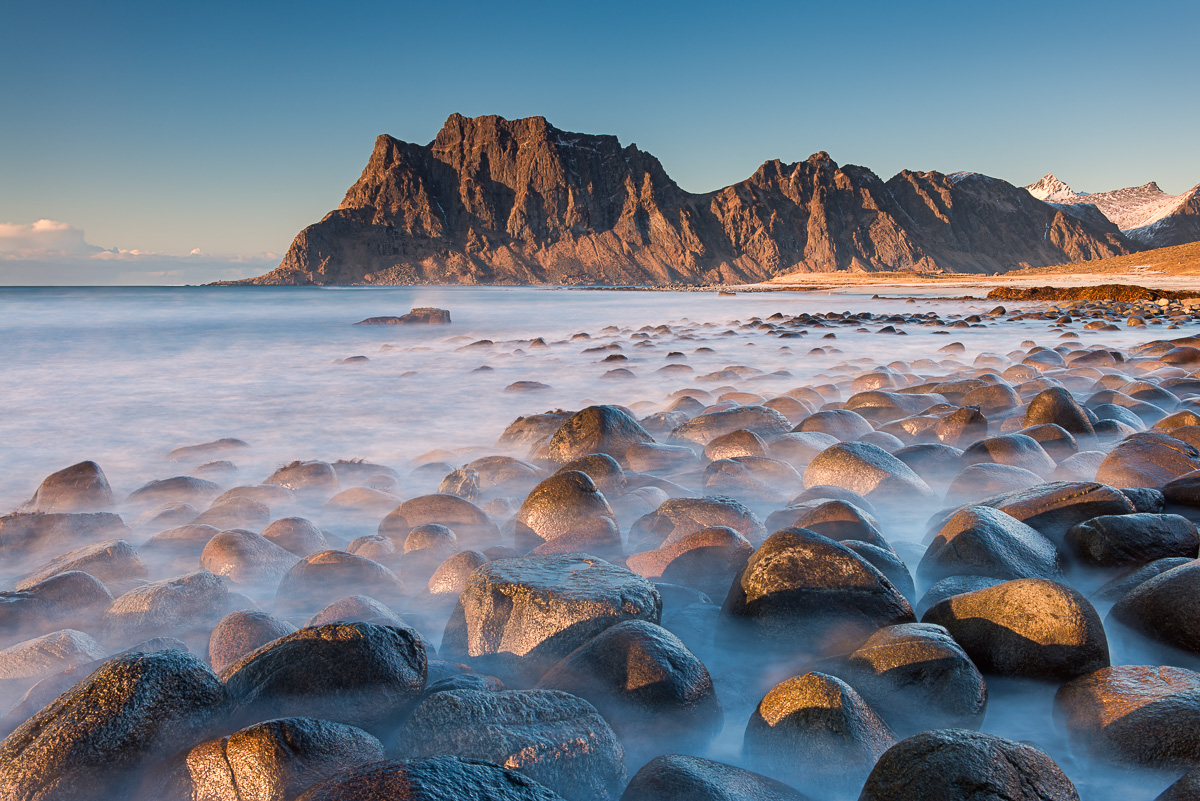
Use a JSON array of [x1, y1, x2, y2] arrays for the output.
[[0, 219, 280, 285]]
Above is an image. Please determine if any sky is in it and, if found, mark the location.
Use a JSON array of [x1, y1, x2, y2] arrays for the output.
[[1, 0, 1197, 284]]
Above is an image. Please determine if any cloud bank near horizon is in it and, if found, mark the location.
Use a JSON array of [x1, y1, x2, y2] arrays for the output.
[[0, 219, 278, 285]]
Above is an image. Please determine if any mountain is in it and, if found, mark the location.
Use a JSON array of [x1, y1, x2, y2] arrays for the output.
[[241, 114, 1134, 286], [1024, 173, 1200, 248]]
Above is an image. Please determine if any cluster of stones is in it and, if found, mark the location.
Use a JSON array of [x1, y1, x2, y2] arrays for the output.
[[3, 305, 1200, 800]]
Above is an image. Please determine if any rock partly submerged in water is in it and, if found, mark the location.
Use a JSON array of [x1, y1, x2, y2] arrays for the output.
[[355, 307, 451, 325]]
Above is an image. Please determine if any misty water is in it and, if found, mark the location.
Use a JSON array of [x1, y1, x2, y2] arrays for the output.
[[2, 284, 1196, 799]]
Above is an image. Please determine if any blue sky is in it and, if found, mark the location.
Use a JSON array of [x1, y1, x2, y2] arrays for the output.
[[1, 0, 1197, 283]]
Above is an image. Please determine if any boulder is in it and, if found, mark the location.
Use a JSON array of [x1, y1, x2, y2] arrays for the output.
[[200, 529, 299, 585], [546, 405, 654, 464], [1063, 513, 1198, 568], [428, 550, 489, 596], [625, 526, 753, 600], [275, 551, 404, 620], [0, 650, 227, 801], [1054, 665, 1200, 768], [919, 506, 1063, 584], [378, 494, 499, 550], [802, 442, 936, 502], [537, 620, 722, 758], [261, 517, 328, 557], [743, 671, 896, 796], [971, 481, 1137, 545], [306, 596, 407, 628], [0, 512, 129, 566], [14, 539, 146, 590], [159, 716, 387, 801], [103, 570, 230, 649], [619, 754, 809, 801], [720, 528, 915, 656], [24, 461, 113, 513], [440, 554, 661, 685], [1092, 557, 1194, 603], [1096, 432, 1200, 488], [1024, 387, 1095, 436], [859, 728, 1079, 801], [356, 307, 450, 325], [922, 578, 1109, 681], [396, 689, 625, 801], [944, 463, 1043, 507], [207, 610, 296, 675], [630, 496, 766, 551], [670, 406, 791, 447], [264, 460, 339, 494], [221, 622, 426, 737], [796, 409, 874, 441], [295, 756, 565, 801], [0, 629, 106, 705], [514, 471, 619, 552], [193, 496, 272, 531], [962, 434, 1056, 476], [127, 475, 222, 507], [1110, 561, 1200, 657], [0, 571, 112, 647]]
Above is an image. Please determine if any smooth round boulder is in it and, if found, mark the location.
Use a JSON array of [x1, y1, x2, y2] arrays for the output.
[[962, 434, 1056, 476], [944, 463, 1043, 507], [547, 405, 654, 465], [625, 526, 753, 600], [306, 595, 407, 629], [261, 517, 328, 557], [705, 430, 768, 460], [921, 578, 1109, 681], [295, 756, 566, 801], [428, 550, 489, 596], [208, 610, 296, 675], [24, 460, 114, 513], [919, 505, 1063, 584], [1024, 386, 1095, 436], [127, 475, 222, 508], [103, 570, 230, 649], [161, 717, 387, 801], [1096, 432, 1200, 488], [703, 457, 802, 505], [264, 460, 339, 494], [193, 496, 271, 531], [797, 409, 874, 441], [802, 442, 936, 503], [378, 494, 500, 550], [0, 629, 106, 706], [0, 571, 112, 647], [620, 754, 809, 801], [859, 728, 1079, 801], [720, 528, 915, 656], [554, 453, 624, 494], [537, 620, 722, 759], [275, 551, 404, 620], [933, 406, 989, 448], [769, 431, 840, 469], [974, 481, 1137, 545], [630, 496, 767, 551], [813, 622, 987, 736], [440, 554, 662, 685], [670, 406, 791, 447], [1092, 557, 1194, 603], [1054, 665, 1200, 768], [201, 529, 299, 586], [1110, 561, 1200, 658], [396, 688, 626, 801], [514, 470, 619, 552], [14, 539, 146, 590], [1063, 513, 1198, 568], [221, 622, 426, 737], [743, 671, 896, 796], [0, 650, 227, 801]]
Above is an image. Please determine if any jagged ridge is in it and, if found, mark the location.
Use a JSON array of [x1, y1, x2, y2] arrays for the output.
[[1024, 173, 1200, 248], [243, 114, 1135, 286]]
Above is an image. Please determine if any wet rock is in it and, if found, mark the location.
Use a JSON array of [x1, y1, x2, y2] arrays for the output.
[[200, 529, 299, 585], [207, 610, 296, 675], [919, 506, 1063, 584], [962, 383, 1021, 414], [0, 650, 227, 801], [814, 622, 987, 736], [554, 453, 624, 494], [537, 620, 722, 758], [971, 481, 1137, 545], [768, 431, 840, 468], [396, 688, 625, 801], [705, 430, 768, 460], [962, 434, 1056, 476], [803, 441, 936, 502], [215, 483, 296, 508], [1063, 513, 1198, 568], [671, 406, 792, 447], [160, 716, 387, 801], [428, 550, 489, 596], [1096, 432, 1200, 488], [24, 461, 113, 513], [306, 595, 407, 629], [944, 463, 1044, 506], [295, 755, 565, 801], [922, 578, 1109, 681], [626, 526, 753, 600], [103, 570, 230, 649], [620, 754, 809, 801], [626, 442, 704, 473], [498, 411, 574, 450], [264, 460, 339, 494], [514, 470, 619, 552], [546, 405, 653, 465], [379, 494, 499, 550], [275, 551, 404, 620], [1024, 386, 1095, 436], [720, 528, 915, 656], [1122, 487, 1166, 513], [133, 501, 198, 530], [846, 390, 946, 424], [168, 438, 250, 464], [261, 517, 328, 557], [1054, 665, 1200, 768], [441, 554, 662, 685], [859, 728, 1079, 801], [1092, 557, 1194, 603], [891, 443, 964, 488], [743, 671, 896, 795], [193, 496, 271, 531], [1110, 561, 1200, 658], [437, 467, 480, 501], [0, 511, 129, 566], [796, 409, 874, 441], [14, 538, 146, 590], [0, 571, 112, 646], [915, 575, 1003, 617], [630, 496, 767, 551], [221, 622, 426, 737], [0, 629, 107, 705], [843, 541, 915, 602], [127, 475, 222, 508]]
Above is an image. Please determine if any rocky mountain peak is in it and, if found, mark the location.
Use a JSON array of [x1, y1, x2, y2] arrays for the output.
[[1025, 174, 1078, 203]]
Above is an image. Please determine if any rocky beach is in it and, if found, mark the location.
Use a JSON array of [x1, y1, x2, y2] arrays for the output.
[[2, 283, 1200, 800]]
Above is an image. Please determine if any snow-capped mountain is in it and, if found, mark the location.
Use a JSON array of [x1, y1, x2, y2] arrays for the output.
[[1024, 174, 1200, 248]]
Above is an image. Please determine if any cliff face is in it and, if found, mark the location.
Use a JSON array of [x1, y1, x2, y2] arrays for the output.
[[246, 114, 1134, 285]]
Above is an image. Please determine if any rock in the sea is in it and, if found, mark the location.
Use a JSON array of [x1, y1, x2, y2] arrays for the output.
[[378, 494, 500, 550], [24, 461, 113, 513], [514, 470, 619, 552], [546, 405, 654, 465], [619, 754, 810, 801], [275, 551, 404, 620], [264, 460, 340, 494], [127, 475, 222, 507], [1096, 432, 1200, 488], [1024, 386, 1095, 437], [971, 481, 1137, 545], [1110, 561, 1200, 658], [103, 570, 230, 649], [537, 620, 722, 758], [1063, 513, 1198, 568], [207, 609, 297, 675], [158, 716, 387, 801], [261, 517, 328, 557], [221, 622, 426, 737], [859, 728, 1079, 801], [14, 538, 146, 590], [0, 511, 129, 566], [670, 406, 792, 446], [630, 496, 767, 551], [1054, 665, 1200, 768], [720, 528, 915, 655], [0, 629, 107, 705], [396, 688, 626, 801], [922, 578, 1109, 681], [802, 441, 936, 502], [0, 571, 112, 647], [0, 650, 227, 801], [919, 505, 1063, 584], [294, 756, 565, 801], [201, 529, 299, 585], [625, 526, 753, 600], [441, 554, 662, 685], [743, 671, 896, 795], [428, 550, 489, 596], [356, 307, 451, 325]]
